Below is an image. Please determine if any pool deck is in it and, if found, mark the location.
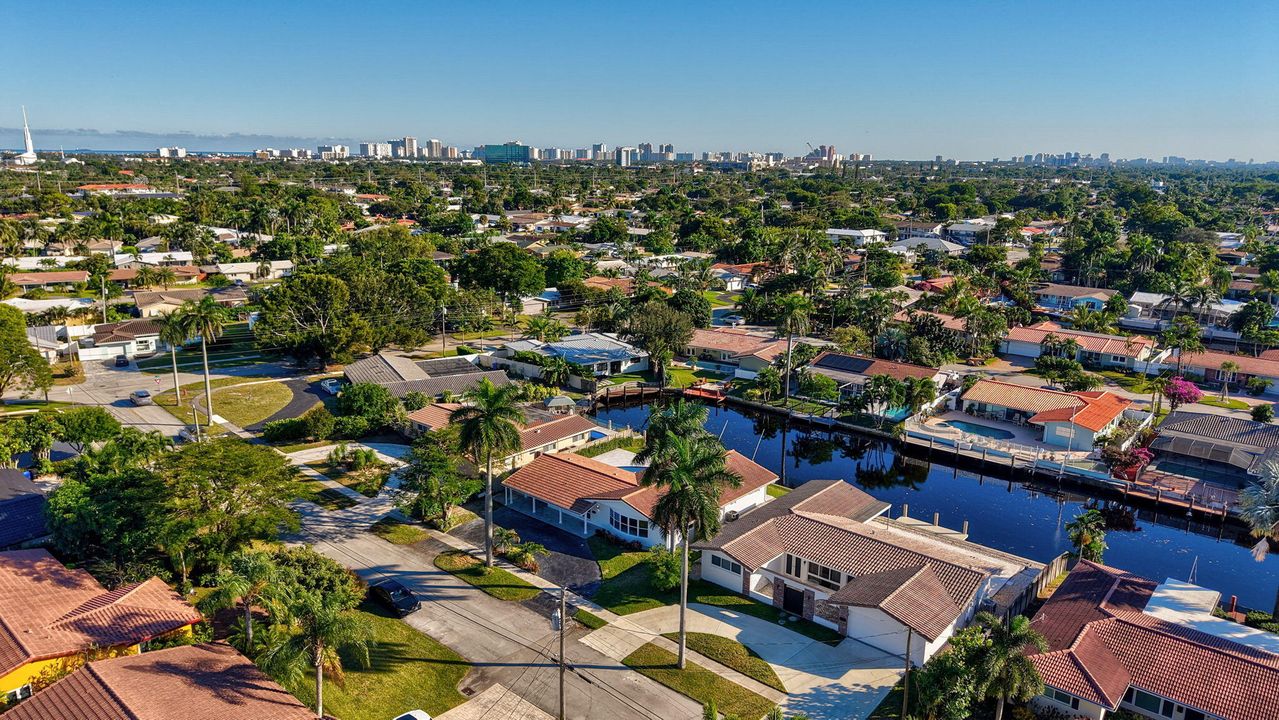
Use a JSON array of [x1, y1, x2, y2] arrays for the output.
[[915, 411, 1092, 465]]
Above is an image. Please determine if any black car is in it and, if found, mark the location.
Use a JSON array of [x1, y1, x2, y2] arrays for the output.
[[368, 579, 420, 617], [114, 354, 130, 367]]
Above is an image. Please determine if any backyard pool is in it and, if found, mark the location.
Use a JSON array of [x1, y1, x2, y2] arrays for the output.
[[939, 419, 1017, 440]]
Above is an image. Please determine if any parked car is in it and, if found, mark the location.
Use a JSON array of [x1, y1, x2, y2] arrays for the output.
[[392, 712, 432, 720], [178, 426, 199, 443], [722, 314, 745, 327], [129, 390, 153, 406], [368, 579, 420, 617], [320, 378, 342, 395], [114, 354, 130, 367]]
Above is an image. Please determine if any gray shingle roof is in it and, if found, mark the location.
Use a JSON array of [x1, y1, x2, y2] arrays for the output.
[[381, 370, 511, 399]]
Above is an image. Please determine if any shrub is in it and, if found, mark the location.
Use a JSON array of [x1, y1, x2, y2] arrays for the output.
[[262, 418, 307, 442], [333, 415, 371, 439], [647, 546, 681, 591], [301, 405, 336, 439], [336, 382, 400, 426], [1252, 404, 1275, 423], [1164, 376, 1203, 409], [457, 345, 478, 355], [1246, 377, 1273, 396], [402, 391, 431, 412]]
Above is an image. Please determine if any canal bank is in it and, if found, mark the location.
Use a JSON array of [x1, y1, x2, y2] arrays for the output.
[[591, 399, 1279, 610]]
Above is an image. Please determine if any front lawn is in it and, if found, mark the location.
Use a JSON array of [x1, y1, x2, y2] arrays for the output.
[[308, 461, 392, 498], [574, 608, 609, 629], [371, 518, 430, 545], [766, 484, 791, 498], [154, 376, 286, 428], [661, 631, 785, 692], [1096, 369, 1153, 393], [282, 602, 470, 720], [298, 479, 358, 510], [667, 366, 729, 387], [1197, 396, 1250, 411], [433, 550, 541, 602], [622, 643, 775, 720], [586, 535, 649, 580]]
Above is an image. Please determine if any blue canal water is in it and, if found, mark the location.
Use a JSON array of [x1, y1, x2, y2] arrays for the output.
[[593, 402, 1278, 610]]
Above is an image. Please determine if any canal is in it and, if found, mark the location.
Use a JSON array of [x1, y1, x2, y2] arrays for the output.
[[593, 401, 1278, 610]]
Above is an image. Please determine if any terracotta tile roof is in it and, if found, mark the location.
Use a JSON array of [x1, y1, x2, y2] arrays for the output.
[[1, 642, 314, 720], [76, 183, 151, 191], [894, 309, 968, 332], [1178, 349, 1279, 378], [0, 549, 200, 677], [1005, 322, 1155, 357], [687, 328, 777, 356], [1029, 561, 1279, 719], [808, 351, 939, 384], [91, 319, 163, 345], [132, 287, 248, 309], [962, 379, 1130, 432], [406, 402, 461, 431], [519, 414, 598, 451], [827, 564, 962, 640], [8, 271, 90, 285]]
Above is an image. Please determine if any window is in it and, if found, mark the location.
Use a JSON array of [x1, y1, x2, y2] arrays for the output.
[[1048, 689, 1080, 711], [1129, 688, 1172, 717], [711, 554, 741, 575], [4, 685, 32, 704], [609, 509, 649, 537], [785, 553, 802, 577], [806, 561, 843, 591]]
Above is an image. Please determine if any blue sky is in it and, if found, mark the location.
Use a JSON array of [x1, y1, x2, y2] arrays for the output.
[[3, 1, 1277, 159]]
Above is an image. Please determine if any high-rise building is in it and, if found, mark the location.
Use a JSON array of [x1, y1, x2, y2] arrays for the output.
[[317, 144, 349, 160], [482, 142, 533, 163], [157, 147, 187, 158], [389, 137, 417, 158], [360, 142, 392, 158], [574, 148, 591, 160], [675, 152, 694, 162], [659, 143, 674, 154], [444, 146, 459, 159], [591, 143, 608, 161], [424, 138, 443, 158], [615, 146, 639, 166]]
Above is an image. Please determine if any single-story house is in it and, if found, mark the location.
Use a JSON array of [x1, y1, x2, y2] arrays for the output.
[[1123, 293, 1258, 338], [681, 328, 780, 369], [498, 333, 649, 377], [502, 450, 777, 546], [25, 325, 66, 362], [2, 643, 315, 720], [1148, 411, 1279, 486], [132, 286, 249, 317], [406, 404, 602, 469], [107, 265, 204, 287], [78, 319, 165, 361], [0, 549, 201, 704], [1032, 283, 1120, 312], [343, 352, 511, 400], [582, 276, 672, 298], [825, 228, 888, 246], [1173, 350, 1279, 394], [999, 322, 1163, 371], [890, 236, 965, 256], [8, 270, 89, 291], [1027, 560, 1279, 720], [695, 480, 1042, 666], [805, 351, 946, 408], [960, 379, 1132, 450], [0, 470, 46, 550], [114, 251, 195, 268], [213, 260, 294, 282]]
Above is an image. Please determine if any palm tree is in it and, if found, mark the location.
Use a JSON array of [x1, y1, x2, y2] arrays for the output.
[[1219, 360, 1240, 400], [453, 378, 525, 566], [975, 612, 1048, 720], [641, 434, 741, 669], [523, 314, 569, 343], [634, 400, 709, 466], [1239, 461, 1279, 615], [134, 265, 159, 289], [177, 296, 231, 431], [1257, 270, 1279, 305], [154, 265, 178, 290], [877, 326, 909, 361], [261, 594, 375, 719], [1148, 374, 1170, 415], [203, 550, 284, 655], [775, 294, 813, 406], [538, 355, 572, 387], [156, 310, 187, 404], [1065, 508, 1108, 562]]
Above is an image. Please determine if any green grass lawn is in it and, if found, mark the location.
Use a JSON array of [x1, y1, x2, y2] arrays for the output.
[[1197, 396, 1250, 411], [1096, 369, 1153, 393], [371, 518, 430, 545], [667, 366, 729, 387], [272, 439, 334, 454], [308, 461, 392, 497], [622, 643, 775, 720], [282, 602, 469, 720], [586, 538, 842, 644], [574, 608, 609, 630], [766, 484, 791, 498], [661, 631, 785, 692], [298, 479, 358, 510], [154, 376, 285, 427], [578, 436, 646, 458], [433, 550, 542, 602]]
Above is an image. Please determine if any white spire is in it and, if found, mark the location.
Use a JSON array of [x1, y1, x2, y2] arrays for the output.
[[16, 106, 37, 165]]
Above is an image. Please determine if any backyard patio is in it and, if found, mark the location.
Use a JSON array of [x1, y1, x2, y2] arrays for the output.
[[910, 410, 1095, 466]]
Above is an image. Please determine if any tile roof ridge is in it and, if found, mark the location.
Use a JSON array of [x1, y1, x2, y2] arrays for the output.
[[0, 615, 35, 669], [83, 661, 143, 720], [1066, 642, 1126, 707], [1111, 608, 1279, 670]]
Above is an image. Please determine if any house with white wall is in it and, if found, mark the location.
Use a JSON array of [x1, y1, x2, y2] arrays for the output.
[[999, 322, 1165, 371], [694, 480, 1042, 666], [960, 379, 1133, 450]]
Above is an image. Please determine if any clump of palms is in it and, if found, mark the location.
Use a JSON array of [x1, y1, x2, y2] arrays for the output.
[[259, 593, 375, 720], [454, 378, 525, 567], [1066, 508, 1108, 562], [974, 612, 1048, 720], [202, 550, 286, 657]]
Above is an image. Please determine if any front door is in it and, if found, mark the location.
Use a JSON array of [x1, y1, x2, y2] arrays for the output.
[[783, 584, 804, 615]]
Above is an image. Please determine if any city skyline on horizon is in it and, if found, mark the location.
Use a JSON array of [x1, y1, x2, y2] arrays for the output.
[[3, 1, 1277, 161]]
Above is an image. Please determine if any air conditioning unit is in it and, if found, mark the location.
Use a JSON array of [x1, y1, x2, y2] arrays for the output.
[[725, 510, 740, 522]]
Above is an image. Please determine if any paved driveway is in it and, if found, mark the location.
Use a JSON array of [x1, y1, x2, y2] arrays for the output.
[[246, 378, 325, 431], [451, 504, 602, 595]]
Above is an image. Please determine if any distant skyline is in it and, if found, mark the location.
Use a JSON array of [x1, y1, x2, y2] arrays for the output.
[[3, 1, 1277, 160]]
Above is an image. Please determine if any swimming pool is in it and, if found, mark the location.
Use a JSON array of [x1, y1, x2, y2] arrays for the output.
[[939, 419, 1016, 440]]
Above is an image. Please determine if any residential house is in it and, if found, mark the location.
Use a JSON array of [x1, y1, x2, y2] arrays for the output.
[[107, 265, 203, 287], [1148, 411, 1279, 487], [343, 352, 510, 400], [805, 351, 946, 409], [711, 266, 749, 292], [78, 319, 165, 362], [25, 325, 66, 362], [581, 276, 672, 298], [0, 549, 201, 704], [0, 470, 46, 550], [999, 322, 1163, 371], [2, 643, 314, 720], [1027, 560, 1279, 720], [1032, 283, 1120, 312], [913, 276, 959, 294], [825, 228, 888, 246], [944, 220, 995, 244], [8, 270, 89, 291], [213, 260, 294, 283], [893, 221, 944, 240], [960, 379, 1133, 450], [405, 405, 602, 469], [132, 286, 249, 318], [114, 251, 196, 268], [1122, 292, 1262, 340], [502, 450, 777, 545], [496, 333, 649, 377], [889, 236, 965, 256], [681, 327, 781, 373], [694, 480, 1043, 665], [1173, 350, 1279, 394]]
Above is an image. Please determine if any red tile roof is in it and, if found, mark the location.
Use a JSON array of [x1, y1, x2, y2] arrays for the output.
[[686, 328, 778, 356], [9, 270, 90, 285], [894, 309, 967, 332], [1, 643, 314, 720], [0, 549, 200, 678], [406, 402, 462, 432], [1005, 322, 1155, 358], [828, 564, 961, 640], [1178, 349, 1279, 378], [962, 379, 1131, 432], [519, 414, 599, 452], [1029, 561, 1279, 719]]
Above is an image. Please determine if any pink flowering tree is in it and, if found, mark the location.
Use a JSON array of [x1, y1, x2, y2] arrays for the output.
[[1164, 376, 1203, 410]]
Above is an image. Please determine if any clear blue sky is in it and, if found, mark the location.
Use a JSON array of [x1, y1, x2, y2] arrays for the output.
[[4, 0, 1277, 159]]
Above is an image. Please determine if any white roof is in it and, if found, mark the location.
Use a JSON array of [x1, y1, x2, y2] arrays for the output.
[[1144, 579, 1279, 656], [826, 228, 886, 237], [4, 297, 95, 313], [891, 236, 966, 253], [215, 260, 294, 273], [3, 256, 85, 270], [115, 252, 194, 267]]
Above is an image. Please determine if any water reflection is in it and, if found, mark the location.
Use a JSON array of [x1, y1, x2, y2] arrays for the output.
[[593, 400, 1279, 609]]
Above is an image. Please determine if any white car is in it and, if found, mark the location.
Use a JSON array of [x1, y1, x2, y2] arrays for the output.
[[392, 712, 432, 720], [320, 378, 342, 395]]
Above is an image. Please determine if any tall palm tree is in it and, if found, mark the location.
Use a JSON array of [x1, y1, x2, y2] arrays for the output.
[[203, 550, 284, 655], [156, 310, 187, 404], [454, 378, 525, 566], [1257, 270, 1279, 305], [177, 296, 231, 430], [1239, 460, 1279, 615], [1219, 360, 1240, 400], [775, 294, 813, 406], [261, 594, 375, 719], [134, 265, 159, 289], [642, 434, 740, 669], [1065, 508, 1108, 562], [975, 612, 1048, 720], [154, 265, 178, 290], [634, 399, 709, 466], [523, 315, 568, 343]]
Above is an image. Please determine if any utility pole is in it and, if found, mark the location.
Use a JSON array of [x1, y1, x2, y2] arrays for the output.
[[100, 276, 108, 324], [558, 587, 567, 720], [901, 627, 913, 719], [440, 307, 447, 355]]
